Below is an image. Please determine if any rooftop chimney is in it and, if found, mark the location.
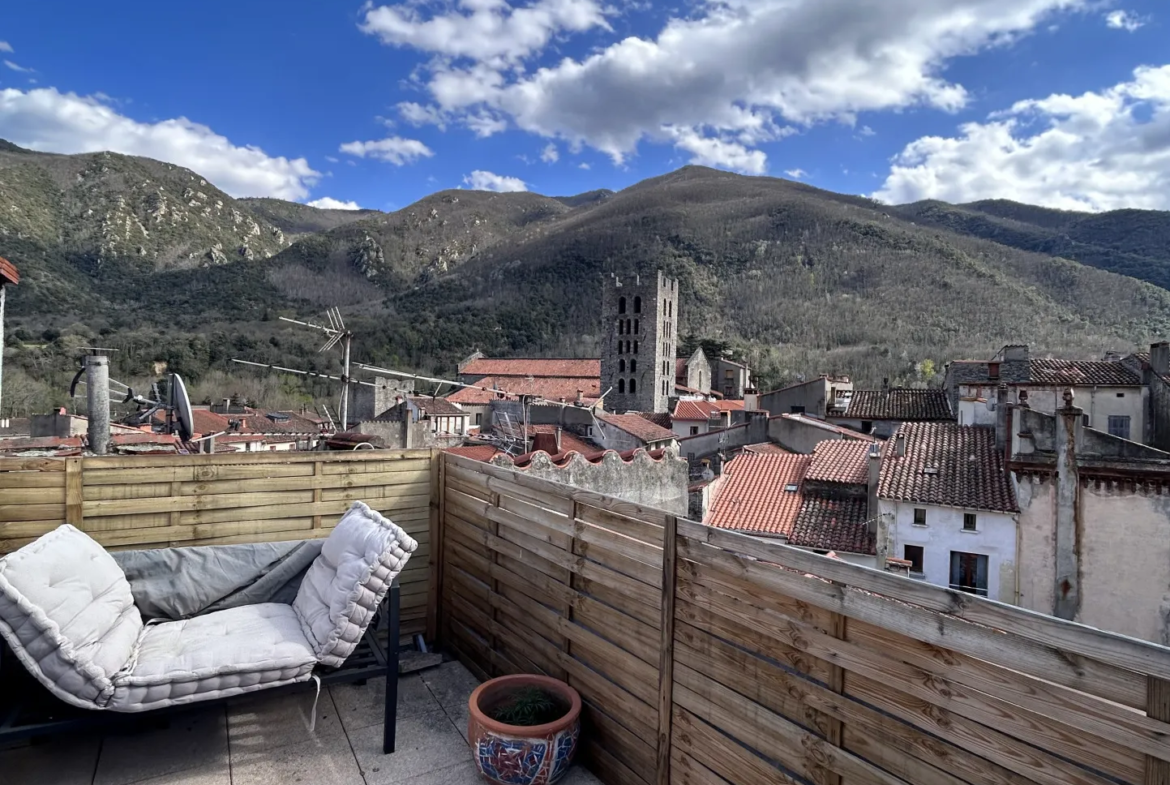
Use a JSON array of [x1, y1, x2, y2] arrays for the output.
[[1151, 342, 1170, 377], [85, 352, 110, 456], [995, 382, 1009, 453], [881, 377, 889, 392], [894, 432, 906, 458], [867, 441, 882, 532], [575, 389, 584, 406]]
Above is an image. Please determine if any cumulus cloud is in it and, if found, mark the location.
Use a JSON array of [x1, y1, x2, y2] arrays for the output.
[[873, 64, 1170, 211], [463, 169, 527, 191], [3, 60, 32, 73], [0, 42, 13, 54], [307, 196, 362, 210], [785, 168, 808, 179], [363, 0, 1085, 174], [541, 142, 558, 162], [361, 0, 610, 68], [339, 135, 434, 165], [1105, 10, 1145, 31], [0, 87, 319, 199]]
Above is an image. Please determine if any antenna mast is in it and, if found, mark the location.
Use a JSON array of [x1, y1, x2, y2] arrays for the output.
[[279, 308, 354, 431]]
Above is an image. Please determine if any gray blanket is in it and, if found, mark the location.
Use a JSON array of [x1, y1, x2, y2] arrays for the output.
[[112, 540, 324, 621]]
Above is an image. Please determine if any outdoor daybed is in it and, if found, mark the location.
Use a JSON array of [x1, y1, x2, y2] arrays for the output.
[[0, 500, 416, 751]]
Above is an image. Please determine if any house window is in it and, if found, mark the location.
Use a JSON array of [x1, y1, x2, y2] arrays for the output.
[[904, 545, 924, 574], [634, 341, 639, 354], [1108, 415, 1131, 440], [629, 379, 637, 394], [1083, 414, 1090, 426], [626, 340, 632, 353], [963, 513, 977, 531], [475, 413, 482, 425], [619, 296, 626, 314], [949, 552, 989, 596], [690, 426, 699, 435], [618, 320, 625, 335], [618, 379, 625, 394], [1116, 392, 1125, 398], [617, 340, 623, 354], [913, 508, 927, 526], [988, 362, 1000, 380], [668, 300, 672, 317], [861, 421, 873, 433], [725, 370, 734, 379], [634, 296, 641, 313]]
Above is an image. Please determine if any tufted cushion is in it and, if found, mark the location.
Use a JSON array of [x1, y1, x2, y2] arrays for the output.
[[109, 603, 316, 711], [0, 525, 143, 709], [293, 501, 418, 668]]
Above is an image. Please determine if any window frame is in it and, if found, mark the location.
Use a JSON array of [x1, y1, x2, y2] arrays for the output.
[[963, 512, 977, 532], [912, 508, 927, 526]]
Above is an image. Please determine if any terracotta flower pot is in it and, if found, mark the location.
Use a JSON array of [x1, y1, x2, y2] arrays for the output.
[[468, 674, 582, 785]]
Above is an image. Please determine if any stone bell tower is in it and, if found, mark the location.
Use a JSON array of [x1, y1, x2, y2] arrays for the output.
[[600, 271, 678, 414]]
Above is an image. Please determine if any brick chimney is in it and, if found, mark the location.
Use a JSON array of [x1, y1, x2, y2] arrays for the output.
[[1151, 342, 1170, 377]]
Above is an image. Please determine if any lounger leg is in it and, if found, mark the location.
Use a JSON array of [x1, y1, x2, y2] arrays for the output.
[[383, 580, 400, 754]]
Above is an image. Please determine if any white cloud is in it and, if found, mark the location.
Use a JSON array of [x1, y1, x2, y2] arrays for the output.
[[3, 60, 32, 73], [325, 155, 339, 163], [578, 162, 590, 169], [0, 87, 319, 199], [366, 0, 1086, 175], [463, 169, 528, 191], [873, 64, 1170, 211], [465, 111, 507, 137], [339, 135, 434, 165], [1105, 9, 1145, 31], [0, 42, 12, 54], [785, 168, 808, 179], [361, 0, 610, 68], [858, 125, 876, 137], [398, 101, 447, 129], [307, 196, 363, 210], [541, 142, 559, 162]]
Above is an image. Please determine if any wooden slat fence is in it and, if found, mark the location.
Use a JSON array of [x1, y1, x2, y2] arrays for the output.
[[0, 448, 438, 639], [439, 451, 1170, 785]]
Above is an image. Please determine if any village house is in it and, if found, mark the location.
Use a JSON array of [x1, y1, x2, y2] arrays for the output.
[[758, 374, 854, 418], [670, 399, 743, 437], [712, 355, 753, 399], [826, 383, 954, 437]]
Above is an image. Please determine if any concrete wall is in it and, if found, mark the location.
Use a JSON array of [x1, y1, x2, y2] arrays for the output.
[[961, 384, 1146, 441], [767, 415, 863, 454], [883, 501, 1018, 603], [673, 418, 711, 438], [494, 447, 689, 515], [1014, 475, 1057, 615], [352, 419, 434, 449], [1147, 374, 1170, 451], [678, 414, 768, 467]]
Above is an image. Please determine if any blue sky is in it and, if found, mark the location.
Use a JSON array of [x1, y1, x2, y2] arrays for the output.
[[1, 0, 1167, 211]]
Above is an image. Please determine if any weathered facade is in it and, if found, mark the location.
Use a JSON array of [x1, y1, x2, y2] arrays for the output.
[[712, 356, 752, 399], [765, 412, 868, 454], [758, 375, 853, 418], [600, 271, 678, 414]]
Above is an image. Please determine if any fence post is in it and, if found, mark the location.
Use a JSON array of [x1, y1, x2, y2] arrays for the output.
[[311, 459, 323, 530], [427, 448, 442, 644], [655, 514, 678, 785], [65, 457, 83, 529], [1146, 677, 1170, 785]]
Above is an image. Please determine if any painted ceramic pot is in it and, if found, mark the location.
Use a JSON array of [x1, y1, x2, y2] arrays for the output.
[[468, 674, 582, 785]]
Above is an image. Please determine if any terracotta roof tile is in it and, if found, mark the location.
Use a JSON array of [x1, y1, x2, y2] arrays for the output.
[[445, 444, 504, 462], [879, 422, 1018, 513], [743, 442, 791, 455], [835, 389, 953, 421], [156, 408, 232, 436], [715, 400, 744, 412], [0, 256, 19, 286], [806, 440, 872, 485], [706, 454, 813, 535], [597, 412, 676, 444], [1028, 358, 1140, 386], [447, 375, 601, 404], [790, 496, 875, 555], [526, 425, 598, 455], [636, 412, 673, 429], [460, 358, 599, 378], [408, 396, 466, 417], [674, 400, 720, 421]]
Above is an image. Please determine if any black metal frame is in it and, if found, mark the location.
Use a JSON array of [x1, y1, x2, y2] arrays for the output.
[[0, 581, 400, 754]]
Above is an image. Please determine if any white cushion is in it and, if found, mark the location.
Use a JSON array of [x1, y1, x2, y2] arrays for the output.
[[110, 603, 316, 711], [0, 525, 143, 709], [293, 501, 418, 668]]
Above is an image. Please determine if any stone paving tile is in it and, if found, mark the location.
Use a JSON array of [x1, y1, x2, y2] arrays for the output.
[[122, 762, 231, 785], [228, 684, 344, 753], [230, 735, 365, 785], [330, 674, 437, 734], [94, 707, 228, 785], [390, 760, 482, 784], [350, 708, 469, 784], [0, 733, 101, 785], [419, 660, 480, 715]]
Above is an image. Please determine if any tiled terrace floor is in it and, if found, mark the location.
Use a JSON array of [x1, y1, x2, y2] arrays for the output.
[[0, 661, 602, 785]]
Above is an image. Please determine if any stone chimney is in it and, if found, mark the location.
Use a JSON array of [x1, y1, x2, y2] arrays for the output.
[[881, 377, 889, 392], [743, 387, 759, 411], [894, 432, 906, 458], [1151, 342, 1170, 377], [575, 389, 584, 406], [995, 382, 1009, 453], [866, 441, 882, 532]]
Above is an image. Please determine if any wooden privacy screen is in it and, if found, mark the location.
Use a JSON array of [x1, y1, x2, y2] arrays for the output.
[[0, 449, 436, 640], [440, 451, 1170, 785]]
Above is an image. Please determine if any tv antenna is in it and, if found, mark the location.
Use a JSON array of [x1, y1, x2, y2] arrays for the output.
[[279, 308, 355, 430]]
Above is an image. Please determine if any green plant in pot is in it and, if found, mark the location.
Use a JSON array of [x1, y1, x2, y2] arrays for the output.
[[468, 674, 582, 785]]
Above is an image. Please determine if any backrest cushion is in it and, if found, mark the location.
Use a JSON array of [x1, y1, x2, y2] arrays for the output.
[[0, 525, 143, 708], [293, 501, 418, 667]]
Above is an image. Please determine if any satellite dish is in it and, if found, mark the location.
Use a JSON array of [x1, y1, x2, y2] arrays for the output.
[[169, 374, 195, 442]]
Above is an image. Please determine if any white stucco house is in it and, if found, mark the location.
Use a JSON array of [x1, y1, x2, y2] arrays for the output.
[[878, 422, 1020, 602]]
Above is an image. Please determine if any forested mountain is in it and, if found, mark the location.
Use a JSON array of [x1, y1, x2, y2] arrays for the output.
[[1, 140, 1168, 416]]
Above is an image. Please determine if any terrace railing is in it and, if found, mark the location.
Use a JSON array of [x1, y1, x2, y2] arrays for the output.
[[440, 451, 1170, 785]]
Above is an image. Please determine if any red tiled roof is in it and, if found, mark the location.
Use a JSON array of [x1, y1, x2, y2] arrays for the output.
[[447, 376, 601, 404], [597, 412, 676, 444], [879, 422, 1018, 513], [790, 496, 875, 555], [675, 358, 688, 381], [156, 408, 232, 436], [445, 444, 505, 462], [743, 442, 791, 455], [509, 446, 668, 469], [706, 454, 812, 535], [636, 412, 673, 430], [410, 396, 466, 417], [460, 358, 600, 378], [0, 257, 19, 286], [526, 425, 598, 455], [832, 388, 952, 421], [1028, 358, 1140, 386], [675, 384, 722, 398], [674, 400, 720, 421], [715, 400, 744, 412], [805, 440, 873, 485]]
